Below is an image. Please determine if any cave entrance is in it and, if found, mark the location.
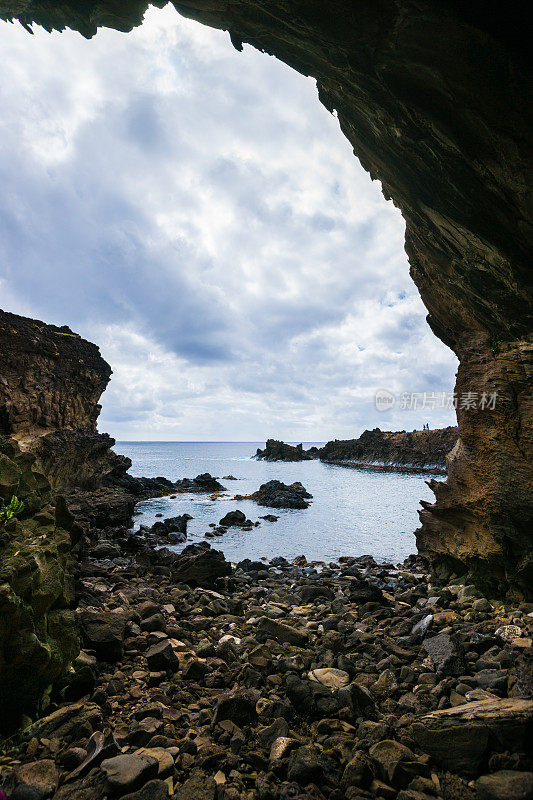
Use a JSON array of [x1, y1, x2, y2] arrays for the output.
[[0, 1, 530, 594]]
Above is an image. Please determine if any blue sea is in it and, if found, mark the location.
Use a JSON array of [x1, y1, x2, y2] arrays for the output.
[[114, 441, 437, 565]]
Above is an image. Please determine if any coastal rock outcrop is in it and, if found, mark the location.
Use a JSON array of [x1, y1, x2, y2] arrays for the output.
[[0, 0, 531, 591], [258, 428, 459, 473], [256, 440, 318, 462], [321, 427, 458, 474], [250, 480, 312, 509]]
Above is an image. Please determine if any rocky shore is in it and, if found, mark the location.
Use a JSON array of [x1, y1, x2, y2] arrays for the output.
[[1, 523, 532, 800], [256, 430, 458, 475]]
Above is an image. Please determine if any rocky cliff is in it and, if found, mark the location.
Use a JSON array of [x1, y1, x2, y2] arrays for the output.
[[257, 429, 458, 473], [0, 1, 531, 595], [321, 428, 458, 473], [0, 309, 128, 491]]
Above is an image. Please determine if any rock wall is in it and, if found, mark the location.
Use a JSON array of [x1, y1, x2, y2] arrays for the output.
[[0, 2, 531, 594], [0, 309, 128, 491], [0, 436, 79, 734]]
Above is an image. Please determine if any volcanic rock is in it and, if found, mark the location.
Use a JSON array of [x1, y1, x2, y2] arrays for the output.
[[250, 480, 312, 509]]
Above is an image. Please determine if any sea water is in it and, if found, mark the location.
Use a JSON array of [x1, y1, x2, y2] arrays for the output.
[[114, 441, 437, 564]]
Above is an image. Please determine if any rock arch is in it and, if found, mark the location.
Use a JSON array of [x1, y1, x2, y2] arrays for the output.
[[1, 0, 531, 596]]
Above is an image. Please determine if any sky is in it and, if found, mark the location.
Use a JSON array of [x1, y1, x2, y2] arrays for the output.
[[0, 4, 458, 441]]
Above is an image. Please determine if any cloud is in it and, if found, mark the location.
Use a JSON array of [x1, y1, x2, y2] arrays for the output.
[[0, 6, 458, 440]]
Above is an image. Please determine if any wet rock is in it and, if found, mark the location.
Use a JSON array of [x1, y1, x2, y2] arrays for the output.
[[219, 510, 247, 527], [175, 474, 225, 493]]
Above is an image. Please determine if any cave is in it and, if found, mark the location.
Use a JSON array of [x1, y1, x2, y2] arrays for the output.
[[0, 0, 531, 597]]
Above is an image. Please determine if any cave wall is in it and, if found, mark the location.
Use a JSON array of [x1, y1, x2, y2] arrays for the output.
[[0, 0, 531, 595]]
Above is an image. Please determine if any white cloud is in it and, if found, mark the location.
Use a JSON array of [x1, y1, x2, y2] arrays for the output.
[[0, 5, 458, 440]]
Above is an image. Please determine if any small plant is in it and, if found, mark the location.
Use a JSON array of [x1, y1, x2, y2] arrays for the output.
[[0, 495, 24, 523]]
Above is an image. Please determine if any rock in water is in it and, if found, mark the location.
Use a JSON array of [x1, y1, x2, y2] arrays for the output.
[[219, 510, 247, 527], [250, 480, 312, 509]]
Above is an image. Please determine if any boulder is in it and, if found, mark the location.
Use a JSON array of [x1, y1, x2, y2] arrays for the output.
[[169, 544, 232, 585], [145, 641, 179, 672], [15, 760, 59, 798], [475, 770, 533, 800], [213, 690, 258, 726], [423, 632, 466, 676], [410, 698, 533, 777], [219, 510, 247, 527], [250, 480, 312, 509], [257, 616, 308, 646], [121, 781, 170, 800], [80, 611, 127, 662], [100, 754, 158, 794]]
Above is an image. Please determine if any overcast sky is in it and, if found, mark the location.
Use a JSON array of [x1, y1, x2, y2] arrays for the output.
[[0, 5, 458, 441]]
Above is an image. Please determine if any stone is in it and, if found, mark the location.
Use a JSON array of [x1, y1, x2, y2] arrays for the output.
[[121, 780, 170, 800], [369, 740, 426, 789], [269, 736, 299, 762], [495, 625, 523, 643], [475, 669, 508, 691], [410, 698, 533, 777], [100, 753, 159, 793], [475, 770, 533, 800], [287, 745, 323, 784], [145, 640, 179, 672], [80, 611, 127, 662], [309, 668, 350, 689], [16, 760, 59, 797], [341, 752, 374, 790], [174, 770, 216, 800], [213, 691, 258, 726], [412, 615, 433, 638], [256, 616, 308, 646], [423, 633, 466, 676], [219, 510, 247, 527]]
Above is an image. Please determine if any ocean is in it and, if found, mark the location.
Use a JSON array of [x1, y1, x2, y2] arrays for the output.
[[114, 441, 437, 564]]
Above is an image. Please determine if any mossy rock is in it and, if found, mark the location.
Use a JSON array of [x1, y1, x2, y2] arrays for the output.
[[0, 438, 78, 735]]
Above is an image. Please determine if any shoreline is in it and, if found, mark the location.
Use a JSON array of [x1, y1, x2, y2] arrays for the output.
[[1, 536, 531, 800], [322, 460, 447, 476]]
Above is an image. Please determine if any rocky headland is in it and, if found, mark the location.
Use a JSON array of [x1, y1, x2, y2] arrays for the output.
[[256, 430, 458, 475]]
